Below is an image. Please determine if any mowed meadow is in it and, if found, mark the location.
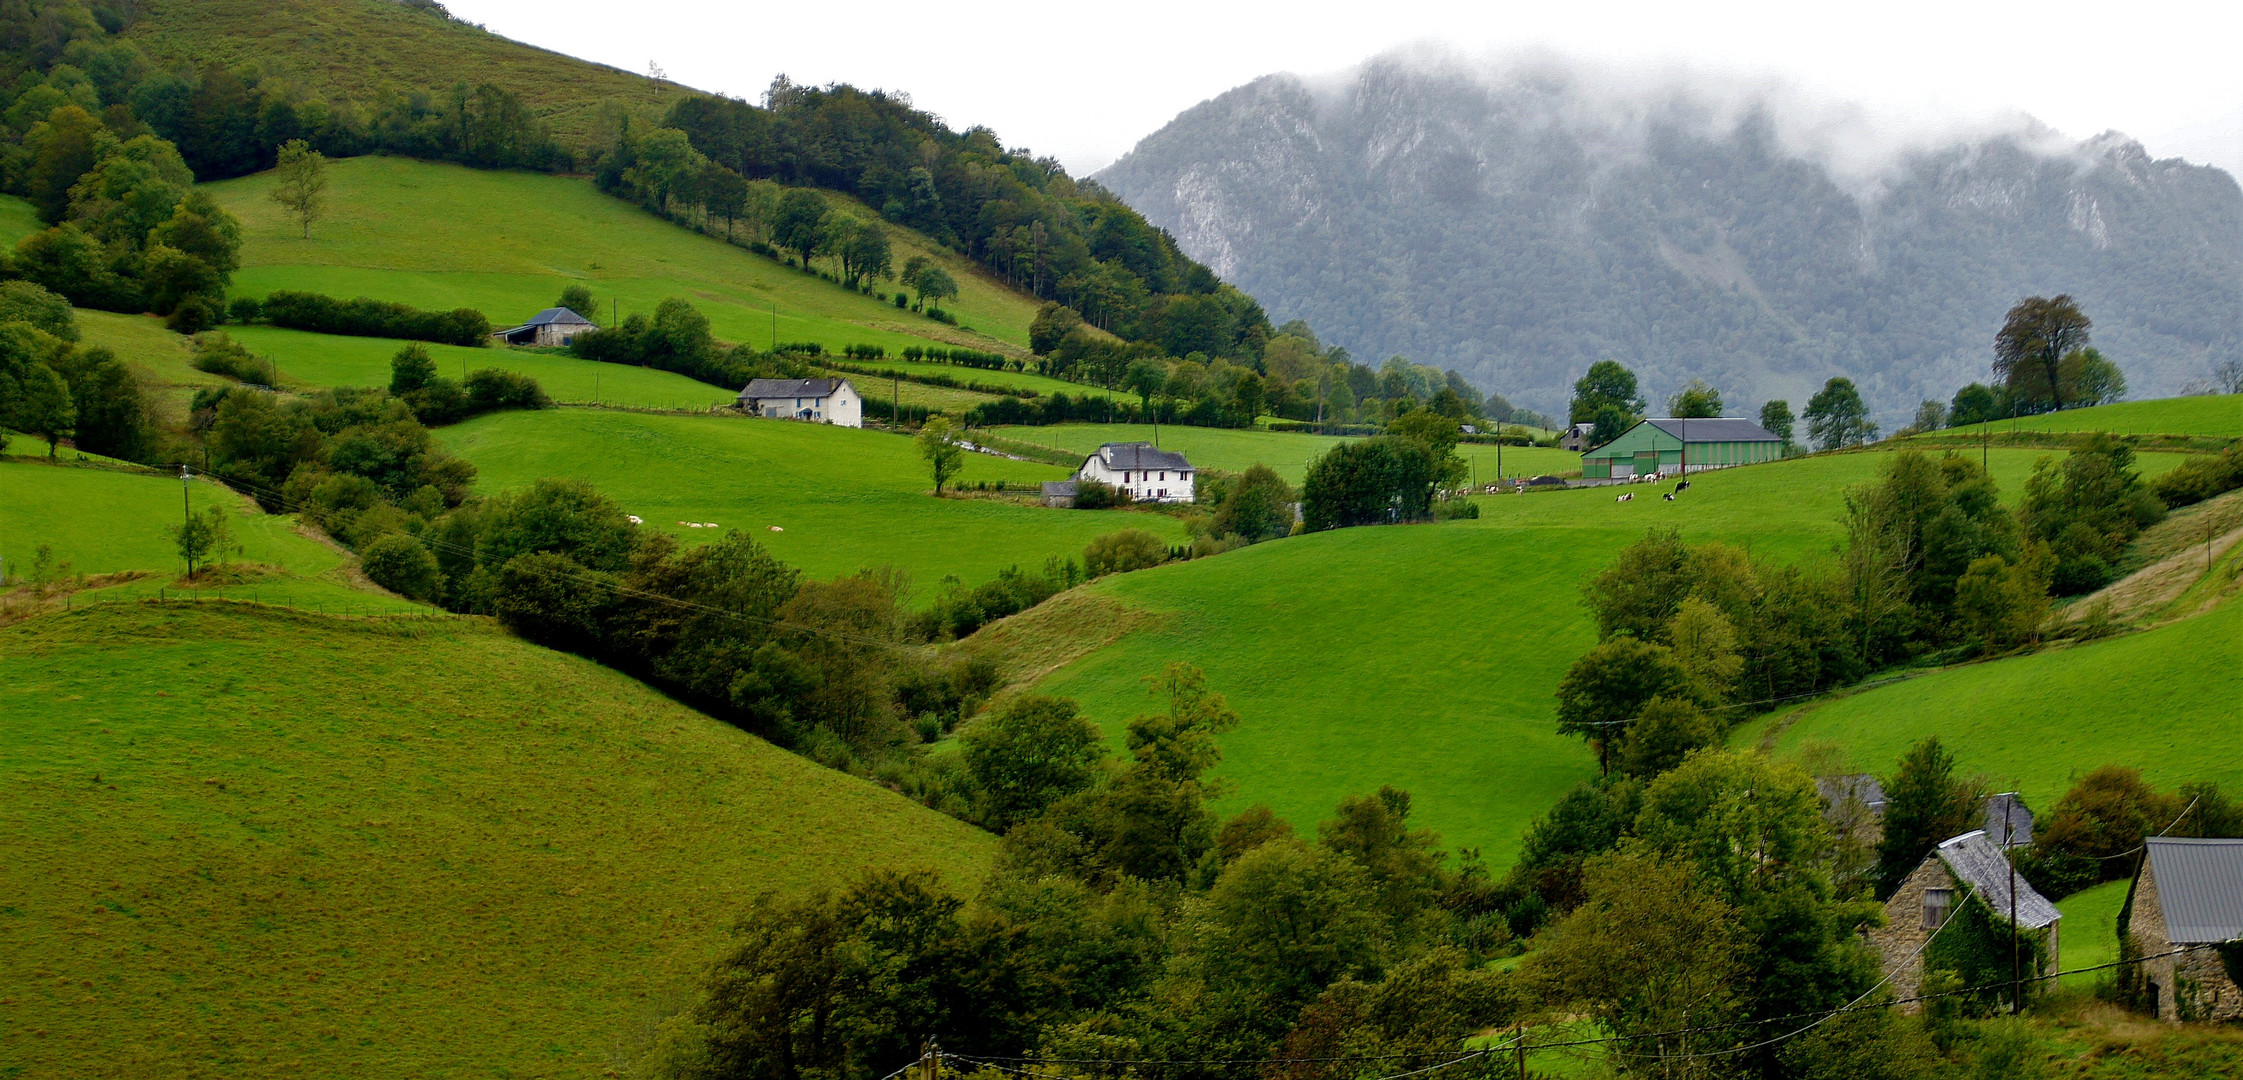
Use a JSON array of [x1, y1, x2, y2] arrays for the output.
[[205, 156, 1039, 358], [1940, 394, 2243, 439], [434, 409, 1191, 589], [1021, 444, 2200, 865], [994, 423, 1582, 484], [0, 604, 994, 1077]]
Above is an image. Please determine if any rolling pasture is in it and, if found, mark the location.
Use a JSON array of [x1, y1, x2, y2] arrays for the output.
[[993, 423, 1581, 484], [0, 192, 36, 246], [435, 409, 1189, 590], [224, 325, 739, 410], [206, 157, 1037, 360], [1941, 395, 2243, 439], [1023, 444, 2197, 865], [0, 452, 420, 613], [0, 603, 994, 1077]]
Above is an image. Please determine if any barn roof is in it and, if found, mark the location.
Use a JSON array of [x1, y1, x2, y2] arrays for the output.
[[1983, 792, 2036, 847], [740, 378, 847, 399], [523, 307, 597, 327], [1937, 830, 2061, 929], [1090, 442, 1193, 472], [1643, 418, 1782, 443], [1817, 773, 1888, 814], [2144, 838, 2243, 943]]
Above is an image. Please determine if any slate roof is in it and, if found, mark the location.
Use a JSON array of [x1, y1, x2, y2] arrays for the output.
[[739, 378, 846, 400], [1091, 442, 1193, 472], [1817, 774, 1888, 815], [523, 307, 597, 327], [1041, 480, 1078, 497], [2144, 838, 2243, 943], [1936, 830, 2061, 929], [1983, 792, 2036, 847], [1643, 418, 1783, 443]]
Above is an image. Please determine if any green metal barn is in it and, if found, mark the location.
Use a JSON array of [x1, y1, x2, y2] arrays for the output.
[[1580, 418, 1783, 479]]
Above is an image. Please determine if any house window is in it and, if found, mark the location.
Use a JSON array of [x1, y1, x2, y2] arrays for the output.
[[1159, 471, 1167, 480], [1922, 888, 1954, 929]]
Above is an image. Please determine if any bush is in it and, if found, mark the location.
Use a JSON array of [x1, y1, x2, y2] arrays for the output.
[[465, 368, 553, 412], [166, 295, 222, 334], [2151, 444, 2243, 509], [361, 533, 441, 600], [227, 296, 263, 324], [1085, 528, 1168, 577], [1302, 436, 1439, 530], [262, 290, 490, 346], [189, 332, 276, 384], [1072, 477, 1127, 510], [0, 280, 78, 340]]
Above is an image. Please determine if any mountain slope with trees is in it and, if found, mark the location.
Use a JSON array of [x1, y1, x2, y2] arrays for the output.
[[1096, 53, 2243, 422]]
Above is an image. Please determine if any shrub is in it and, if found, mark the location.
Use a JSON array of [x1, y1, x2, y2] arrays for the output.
[[226, 296, 263, 324], [166, 295, 222, 334], [1084, 528, 1168, 577], [2151, 444, 2243, 509], [262, 290, 490, 346], [189, 332, 275, 384], [361, 533, 441, 600], [1072, 477, 1126, 510], [0, 280, 78, 340], [465, 368, 553, 412]]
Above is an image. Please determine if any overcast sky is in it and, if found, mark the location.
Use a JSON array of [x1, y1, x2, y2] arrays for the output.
[[445, 0, 2241, 179]]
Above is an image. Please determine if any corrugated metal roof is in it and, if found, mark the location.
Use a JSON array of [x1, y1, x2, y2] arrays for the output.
[[1093, 442, 1193, 472], [2145, 838, 2243, 943], [1937, 830, 2061, 929], [1643, 418, 1782, 443], [739, 378, 846, 399]]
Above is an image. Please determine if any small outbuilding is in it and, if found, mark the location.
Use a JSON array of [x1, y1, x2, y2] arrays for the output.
[[1871, 830, 2061, 1011], [494, 306, 599, 347], [738, 378, 862, 427], [1040, 480, 1078, 508], [1559, 422, 1598, 452], [1580, 418, 1782, 480], [1078, 443, 1194, 503], [2126, 837, 2243, 1022]]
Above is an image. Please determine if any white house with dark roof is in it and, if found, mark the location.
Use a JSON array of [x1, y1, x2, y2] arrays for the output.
[[738, 378, 861, 427], [1079, 442, 1194, 503], [1870, 830, 2061, 1011], [494, 306, 599, 347], [2128, 837, 2243, 1022]]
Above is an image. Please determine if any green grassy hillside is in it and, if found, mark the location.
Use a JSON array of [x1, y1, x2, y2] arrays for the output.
[[1753, 581, 2243, 809], [0, 602, 995, 1077], [435, 409, 1189, 589], [224, 325, 736, 410], [124, 0, 674, 146], [0, 454, 419, 612], [0, 192, 36, 246], [1942, 396, 2243, 439], [1021, 446, 2194, 864], [2056, 880, 2131, 988], [996, 423, 1581, 483], [206, 156, 1039, 358]]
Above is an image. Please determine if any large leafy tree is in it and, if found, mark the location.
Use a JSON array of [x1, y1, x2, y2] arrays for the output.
[[1993, 294, 2091, 412], [1873, 736, 1981, 898], [1804, 377, 1876, 450], [1569, 359, 1644, 426]]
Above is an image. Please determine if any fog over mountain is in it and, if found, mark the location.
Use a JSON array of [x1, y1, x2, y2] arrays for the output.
[[1096, 51, 2243, 422]]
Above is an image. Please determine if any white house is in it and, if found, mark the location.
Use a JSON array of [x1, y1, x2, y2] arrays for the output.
[[1079, 442, 1194, 503], [494, 306, 599, 347], [738, 378, 862, 427]]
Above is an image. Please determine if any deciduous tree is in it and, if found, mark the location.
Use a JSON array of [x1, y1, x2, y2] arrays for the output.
[[268, 138, 330, 239], [1993, 294, 2091, 412]]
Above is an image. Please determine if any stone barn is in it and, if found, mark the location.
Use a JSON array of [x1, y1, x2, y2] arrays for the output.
[[1871, 829, 2061, 1011], [2126, 837, 2243, 1022], [494, 306, 599, 346]]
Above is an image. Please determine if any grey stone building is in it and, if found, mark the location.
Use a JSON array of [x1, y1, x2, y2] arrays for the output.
[[2127, 837, 2243, 1022], [1870, 830, 2061, 1011]]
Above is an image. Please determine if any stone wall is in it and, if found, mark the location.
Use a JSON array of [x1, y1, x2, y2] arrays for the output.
[[1871, 858, 1955, 1013], [2131, 862, 2243, 1022]]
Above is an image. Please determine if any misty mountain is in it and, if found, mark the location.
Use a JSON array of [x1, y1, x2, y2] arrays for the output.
[[1095, 54, 2243, 422]]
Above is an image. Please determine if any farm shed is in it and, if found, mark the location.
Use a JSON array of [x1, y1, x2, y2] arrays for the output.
[[738, 378, 862, 428], [494, 306, 599, 347], [1579, 418, 1782, 479], [1041, 480, 1078, 508], [1559, 422, 1597, 451], [2126, 838, 2243, 1022], [1079, 443, 1194, 503], [1870, 830, 2061, 1012]]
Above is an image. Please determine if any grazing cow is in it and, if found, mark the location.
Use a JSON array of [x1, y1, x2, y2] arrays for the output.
[[1663, 493, 1675, 501], [1616, 492, 1634, 503], [1675, 479, 1692, 493]]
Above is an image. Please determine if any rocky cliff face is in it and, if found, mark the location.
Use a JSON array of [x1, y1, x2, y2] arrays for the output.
[[1097, 56, 2243, 420]]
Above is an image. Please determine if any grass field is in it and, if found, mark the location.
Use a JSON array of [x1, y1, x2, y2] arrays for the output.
[[1020, 445, 2195, 864], [1940, 396, 2243, 440], [125, 0, 676, 147], [993, 423, 1582, 483], [206, 157, 1039, 360], [0, 193, 37, 247], [435, 409, 1189, 590], [2056, 879, 2130, 988], [221, 325, 739, 410], [0, 602, 995, 1077], [843, 356, 1118, 401], [0, 453, 422, 613], [1752, 584, 2243, 810]]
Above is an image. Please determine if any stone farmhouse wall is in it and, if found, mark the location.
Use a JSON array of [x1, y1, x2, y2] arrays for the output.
[[1871, 858, 1953, 1013], [2131, 861, 2243, 1022]]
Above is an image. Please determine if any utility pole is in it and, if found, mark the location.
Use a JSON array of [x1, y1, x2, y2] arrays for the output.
[[2018, 812, 2036, 1014]]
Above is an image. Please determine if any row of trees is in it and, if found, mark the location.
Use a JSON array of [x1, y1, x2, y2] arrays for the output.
[[1568, 359, 1879, 453], [0, 3, 567, 185], [0, 279, 151, 459]]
